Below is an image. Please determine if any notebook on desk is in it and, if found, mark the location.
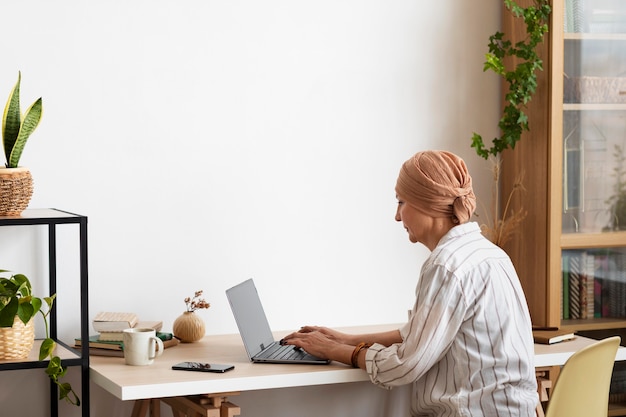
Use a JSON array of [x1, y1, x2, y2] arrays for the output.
[[226, 278, 330, 365]]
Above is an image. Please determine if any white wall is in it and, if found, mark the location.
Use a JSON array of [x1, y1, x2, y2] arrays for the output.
[[0, 1, 501, 416]]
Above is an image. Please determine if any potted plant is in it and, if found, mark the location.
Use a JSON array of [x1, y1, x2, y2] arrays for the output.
[[0, 71, 43, 216], [471, 0, 551, 247], [0, 270, 79, 406]]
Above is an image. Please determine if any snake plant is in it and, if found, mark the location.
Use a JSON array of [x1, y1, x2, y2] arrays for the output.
[[2, 72, 43, 168]]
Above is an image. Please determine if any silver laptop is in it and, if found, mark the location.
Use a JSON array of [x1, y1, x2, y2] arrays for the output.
[[226, 279, 330, 365]]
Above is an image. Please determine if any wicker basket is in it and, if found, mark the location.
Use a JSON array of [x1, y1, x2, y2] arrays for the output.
[[0, 316, 35, 360], [0, 167, 34, 216], [564, 76, 626, 104]]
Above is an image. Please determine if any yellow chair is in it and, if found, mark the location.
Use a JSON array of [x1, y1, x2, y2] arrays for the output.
[[544, 336, 621, 417]]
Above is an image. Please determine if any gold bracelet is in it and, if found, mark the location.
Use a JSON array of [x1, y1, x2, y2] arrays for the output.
[[351, 342, 372, 368]]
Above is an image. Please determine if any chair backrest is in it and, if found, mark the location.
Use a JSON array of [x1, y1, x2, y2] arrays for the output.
[[544, 336, 621, 417]]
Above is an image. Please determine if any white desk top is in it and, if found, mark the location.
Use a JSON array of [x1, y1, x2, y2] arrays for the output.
[[89, 324, 626, 401]]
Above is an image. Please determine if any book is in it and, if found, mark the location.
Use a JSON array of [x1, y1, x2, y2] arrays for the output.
[[93, 312, 139, 332], [83, 338, 179, 357], [568, 252, 581, 319], [85, 347, 124, 357], [75, 335, 123, 350], [75, 332, 176, 351], [533, 329, 576, 345], [562, 253, 570, 319], [97, 321, 164, 341]]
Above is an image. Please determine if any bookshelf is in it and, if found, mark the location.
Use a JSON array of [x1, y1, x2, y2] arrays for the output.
[[499, 0, 626, 413]]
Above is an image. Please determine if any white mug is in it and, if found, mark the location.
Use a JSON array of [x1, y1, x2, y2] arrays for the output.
[[123, 328, 164, 366]]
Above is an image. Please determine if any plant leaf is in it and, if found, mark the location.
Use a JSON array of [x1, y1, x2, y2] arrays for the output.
[[31, 296, 42, 315], [8, 96, 42, 168], [39, 337, 56, 361], [58, 382, 80, 406], [0, 297, 18, 327], [43, 294, 56, 311], [2, 72, 21, 167], [16, 301, 34, 325], [13, 273, 32, 297]]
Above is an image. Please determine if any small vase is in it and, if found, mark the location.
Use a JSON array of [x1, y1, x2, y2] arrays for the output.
[[173, 311, 205, 343]]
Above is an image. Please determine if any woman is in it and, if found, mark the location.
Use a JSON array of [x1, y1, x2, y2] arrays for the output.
[[282, 150, 538, 416]]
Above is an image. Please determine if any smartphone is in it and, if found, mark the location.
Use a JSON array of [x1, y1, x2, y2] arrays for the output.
[[172, 362, 235, 373]]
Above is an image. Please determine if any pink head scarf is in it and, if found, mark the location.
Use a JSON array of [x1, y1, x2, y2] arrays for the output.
[[395, 150, 476, 224]]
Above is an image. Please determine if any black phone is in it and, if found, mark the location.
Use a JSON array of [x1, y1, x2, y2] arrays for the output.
[[171, 362, 235, 373]]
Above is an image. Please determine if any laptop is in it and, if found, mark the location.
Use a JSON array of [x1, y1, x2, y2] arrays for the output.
[[226, 279, 330, 365]]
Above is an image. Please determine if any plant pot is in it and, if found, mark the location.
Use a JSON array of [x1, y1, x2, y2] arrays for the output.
[[0, 167, 34, 216], [172, 311, 205, 343], [0, 316, 35, 360]]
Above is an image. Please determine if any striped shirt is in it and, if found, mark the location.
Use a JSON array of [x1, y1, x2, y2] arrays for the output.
[[365, 222, 538, 416]]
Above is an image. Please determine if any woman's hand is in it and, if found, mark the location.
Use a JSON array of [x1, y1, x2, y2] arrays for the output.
[[280, 328, 334, 359], [281, 326, 354, 361], [289, 326, 354, 345]]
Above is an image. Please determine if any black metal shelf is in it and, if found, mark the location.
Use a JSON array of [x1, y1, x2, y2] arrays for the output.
[[0, 208, 89, 417]]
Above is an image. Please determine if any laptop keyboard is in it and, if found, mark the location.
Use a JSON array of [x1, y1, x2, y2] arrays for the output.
[[257, 343, 312, 361]]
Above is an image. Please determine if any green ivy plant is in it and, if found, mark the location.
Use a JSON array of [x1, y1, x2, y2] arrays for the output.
[[0, 270, 80, 406], [2, 71, 43, 168], [471, 0, 551, 159]]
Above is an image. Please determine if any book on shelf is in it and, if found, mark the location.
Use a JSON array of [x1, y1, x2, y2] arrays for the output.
[[533, 329, 576, 345], [92, 312, 139, 332], [97, 320, 164, 341], [562, 249, 626, 320]]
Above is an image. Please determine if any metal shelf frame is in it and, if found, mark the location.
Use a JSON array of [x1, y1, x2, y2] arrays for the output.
[[0, 208, 89, 417]]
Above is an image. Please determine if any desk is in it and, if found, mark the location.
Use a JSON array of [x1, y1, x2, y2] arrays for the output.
[[89, 324, 626, 415], [90, 324, 396, 401]]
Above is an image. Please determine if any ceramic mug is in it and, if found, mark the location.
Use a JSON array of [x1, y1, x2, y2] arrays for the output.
[[123, 328, 164, 366]]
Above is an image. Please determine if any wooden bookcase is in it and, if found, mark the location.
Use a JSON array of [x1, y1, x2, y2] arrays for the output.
[[499, 0, 626, 414]]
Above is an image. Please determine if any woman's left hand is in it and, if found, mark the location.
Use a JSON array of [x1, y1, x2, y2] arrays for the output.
[[281, 327, 341, 360]]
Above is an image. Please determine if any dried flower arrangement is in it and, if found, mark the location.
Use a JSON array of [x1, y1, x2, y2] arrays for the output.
[[184, 290, 211, 312], [476, 157, 527, 248]]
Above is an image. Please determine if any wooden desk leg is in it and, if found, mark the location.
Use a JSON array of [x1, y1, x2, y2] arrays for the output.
[[220, 402, 241, 417], [150, 398, 161, 417], [161, 392, 241, 417], [162, 396, 220, 417], [131, 399, 151, 417], [202, 393, 241, 417], [130, 399, 162, 417], [535, 366, 559, 417]]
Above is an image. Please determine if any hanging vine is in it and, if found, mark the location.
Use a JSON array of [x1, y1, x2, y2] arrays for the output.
[[471, 0, 552, 159]]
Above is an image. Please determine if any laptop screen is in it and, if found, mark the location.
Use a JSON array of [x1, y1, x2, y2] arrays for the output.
[[226, 279, 276, 358]]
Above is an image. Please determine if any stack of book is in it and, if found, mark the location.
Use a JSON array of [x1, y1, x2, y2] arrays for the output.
[[93, 312, 163, 341], [75, 311, 178, 356], [75, 332, 178, 357]]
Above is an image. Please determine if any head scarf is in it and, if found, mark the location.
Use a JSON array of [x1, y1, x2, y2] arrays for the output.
[[395, 150, 476, 224]]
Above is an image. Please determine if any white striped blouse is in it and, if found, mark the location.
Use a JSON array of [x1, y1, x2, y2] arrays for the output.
[[365, 222, 538, 416]]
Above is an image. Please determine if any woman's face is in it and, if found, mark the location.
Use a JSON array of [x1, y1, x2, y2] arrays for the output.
[[395, 196, 430, 244]]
